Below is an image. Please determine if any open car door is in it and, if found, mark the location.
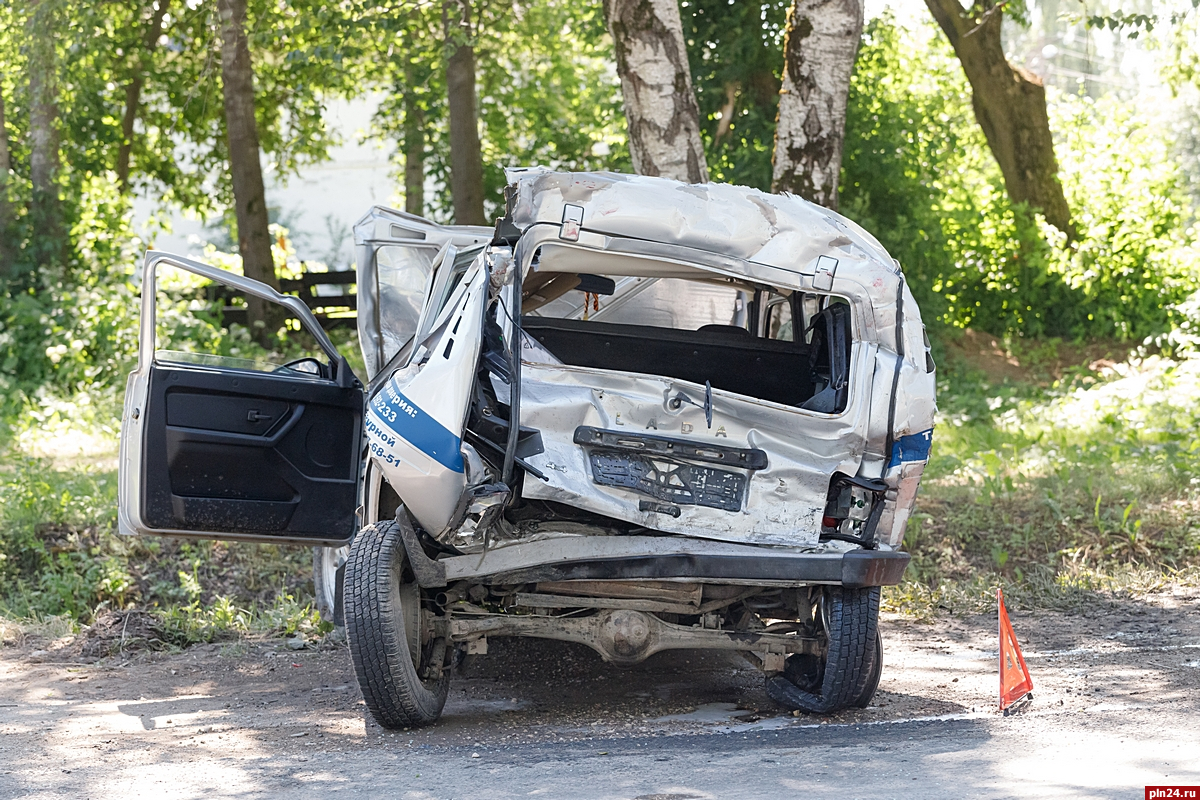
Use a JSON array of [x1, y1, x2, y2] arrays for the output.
[[118, 252, 364, 546]]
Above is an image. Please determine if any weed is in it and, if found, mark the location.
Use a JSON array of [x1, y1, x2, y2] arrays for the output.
[[0, 430, 321, 645], [895, 348, 1200, 616]]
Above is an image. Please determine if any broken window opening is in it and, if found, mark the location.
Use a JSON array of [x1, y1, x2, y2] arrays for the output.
[[761, 291, 794, 342], [521, 271, 853, 413]]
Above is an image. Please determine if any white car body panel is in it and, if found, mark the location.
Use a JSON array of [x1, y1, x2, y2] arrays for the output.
[[364, 259, 490, 533], [516, 347, 874, 546]]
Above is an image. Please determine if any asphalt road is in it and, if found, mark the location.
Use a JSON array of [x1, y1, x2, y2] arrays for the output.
[[2, 591, 1199, 799]]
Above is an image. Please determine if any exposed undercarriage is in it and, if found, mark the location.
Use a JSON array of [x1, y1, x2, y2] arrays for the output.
[[434, 578, 824, 671]]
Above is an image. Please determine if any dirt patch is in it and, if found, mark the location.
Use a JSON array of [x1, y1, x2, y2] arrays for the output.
[[78, 611, 167, 659], [4, 587, 1198, 730], [939, 328, 1143, 385]]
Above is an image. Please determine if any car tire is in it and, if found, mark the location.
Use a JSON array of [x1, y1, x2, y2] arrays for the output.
[[766, 586, 880, 714], [852, 630, 884, 708], [345, 518, 449, 729], [312, 545, 349, 632]]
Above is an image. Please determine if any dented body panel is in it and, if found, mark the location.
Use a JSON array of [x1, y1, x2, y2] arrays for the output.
[[364, 258, 489, 533], [517, 355, 871, 546]]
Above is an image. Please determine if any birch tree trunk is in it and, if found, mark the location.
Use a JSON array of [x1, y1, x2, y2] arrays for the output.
[[0, 92, 14, 279], [28, 0, 65, 269], [603, 0, 708, 183], [444, 0, 485, 225], [924, 0, 1074, 237], [770, 0, 863, 209], [218, 0, 278, 340], [117, 0, 171, 192]]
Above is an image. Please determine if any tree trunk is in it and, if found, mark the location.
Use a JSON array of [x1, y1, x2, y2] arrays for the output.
[[770, 0, 863, 209], [443, 0, 485, 225], [715, 81, 739, 143], [117, 0, 171, 192], [28, 0, 64, 270], [0, 92, 14, 279], [603, 0, 708, 183], [924, 0, 1074, 237], [218, 0, 277, 340], [403, 67, 425, 217]]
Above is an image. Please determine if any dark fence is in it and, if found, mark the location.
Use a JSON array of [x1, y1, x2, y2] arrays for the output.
[[206, 268, 357, 331]]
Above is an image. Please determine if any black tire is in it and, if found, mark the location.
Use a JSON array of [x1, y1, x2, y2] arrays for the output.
[[312, 545, 349, 631], [345, 519, 449, 728], [779, 627, 882, 706], [766, 586, 880, 714], [852, 630, 884, 708]]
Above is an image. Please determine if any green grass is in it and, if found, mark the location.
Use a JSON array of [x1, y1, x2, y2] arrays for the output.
[[887, 348, 1200, 617], [0, 429, 324, 646]]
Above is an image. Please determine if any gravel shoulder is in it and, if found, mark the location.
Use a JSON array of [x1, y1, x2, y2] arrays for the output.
[[2, 589, 1199, 799]]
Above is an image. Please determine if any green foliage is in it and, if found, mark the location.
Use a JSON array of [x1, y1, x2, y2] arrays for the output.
[[370, 0, 628, 222], [476, 1, 630, 208], [156, 580, 325, 647], [0, 0, 359, 284], [0, 450, 321, 639], [841, 16, 1200, 342], [1050, 94, 1200, 339], [892, 349, 1200, 617], [0, 455, 119, 618], [1165, 290, 1200, 355], [842, 17, 1054, 336], [683, 0, 788, 190], [0, 215, 358, 406], [0, 186, 142, 397], [125, 0, 359, 214]]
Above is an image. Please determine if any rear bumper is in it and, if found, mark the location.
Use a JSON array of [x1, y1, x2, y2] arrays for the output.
[[407, 528, 909, 588], [473, 549, 910, 588]]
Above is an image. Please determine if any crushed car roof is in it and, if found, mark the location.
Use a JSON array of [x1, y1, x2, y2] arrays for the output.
[[506, 167, 901, 287]]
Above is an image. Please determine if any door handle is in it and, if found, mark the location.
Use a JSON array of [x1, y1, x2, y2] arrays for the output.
[[247, 409, 273, 423], [168, 404, 306, 447]]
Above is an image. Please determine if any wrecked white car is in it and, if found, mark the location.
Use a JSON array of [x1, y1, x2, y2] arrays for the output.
[[118, 169, 935, 727]]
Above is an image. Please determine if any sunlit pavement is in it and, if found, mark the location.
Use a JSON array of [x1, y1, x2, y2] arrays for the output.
[[2, 599, 1198, 799]]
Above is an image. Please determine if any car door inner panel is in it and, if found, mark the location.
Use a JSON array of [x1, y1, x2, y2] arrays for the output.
[[141, 364, 363, 541]]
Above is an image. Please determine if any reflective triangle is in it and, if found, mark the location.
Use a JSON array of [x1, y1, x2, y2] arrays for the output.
[[999, 588, 1034, 711]]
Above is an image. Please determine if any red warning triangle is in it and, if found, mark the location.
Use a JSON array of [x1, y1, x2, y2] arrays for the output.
[[998, 588, 1033, 711]]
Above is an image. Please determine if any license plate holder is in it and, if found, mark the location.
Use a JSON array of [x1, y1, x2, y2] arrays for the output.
[[588, 452, 745, 512]]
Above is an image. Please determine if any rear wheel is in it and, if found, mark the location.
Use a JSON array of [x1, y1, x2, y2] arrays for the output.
[[767, 586, 880, 714], [345, 519, 449, 728], [312, 545, 349, 631]]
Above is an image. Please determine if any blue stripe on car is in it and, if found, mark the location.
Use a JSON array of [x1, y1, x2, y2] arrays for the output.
[[368, 388, 465, 473], [887, 428, 933, 468]]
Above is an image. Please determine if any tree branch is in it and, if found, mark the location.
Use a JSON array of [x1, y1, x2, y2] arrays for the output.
[[117, 0, 172, 192]]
